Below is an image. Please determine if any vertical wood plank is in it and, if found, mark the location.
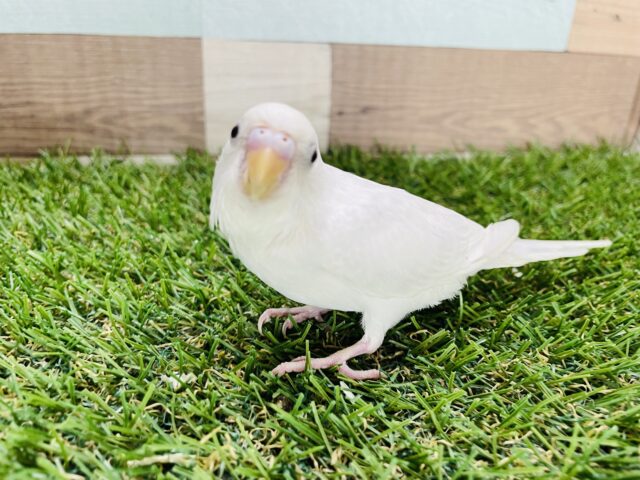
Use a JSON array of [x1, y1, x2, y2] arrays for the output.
[[331, 45, 640, 153], [0, 34, 205, 155], [202, 40, 331, 152], [626, 77, 640, 147], [568, 0, 640, 57]]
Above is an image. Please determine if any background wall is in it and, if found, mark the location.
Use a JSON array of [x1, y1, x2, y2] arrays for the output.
[[0, 0, 638, 155]]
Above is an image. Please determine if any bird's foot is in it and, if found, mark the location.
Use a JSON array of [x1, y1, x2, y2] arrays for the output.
[[272, 357, 380, 380], [271, 337, 382, 380], [258, 306, 329, 335]]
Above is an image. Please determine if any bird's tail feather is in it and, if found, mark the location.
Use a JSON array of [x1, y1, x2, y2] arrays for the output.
[[475, 219, 612, 270]]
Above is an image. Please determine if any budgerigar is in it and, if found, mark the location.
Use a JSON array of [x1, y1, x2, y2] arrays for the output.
[[209, 102, 611, 380]]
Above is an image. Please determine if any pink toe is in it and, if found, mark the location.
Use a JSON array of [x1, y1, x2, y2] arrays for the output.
[[338, 364, 381, 381], [272, 360, 306, 376]]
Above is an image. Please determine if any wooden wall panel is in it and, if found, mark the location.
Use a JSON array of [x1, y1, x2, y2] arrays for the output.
[[0, 34, 204, 155], [568, 0, 640, 57], [331, 45, 640, 153], [625, 76, 640, 146], [203, 40, 331, 152]]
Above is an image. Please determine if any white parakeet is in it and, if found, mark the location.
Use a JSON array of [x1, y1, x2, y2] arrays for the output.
[[210, 102, 611, 380]]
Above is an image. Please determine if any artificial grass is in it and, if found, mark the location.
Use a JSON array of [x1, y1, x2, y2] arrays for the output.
[[0, 144, 638, 479]]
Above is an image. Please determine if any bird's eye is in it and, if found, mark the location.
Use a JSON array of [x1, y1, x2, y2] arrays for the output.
[[311, 150, 318, 163], [230, 125, 239, 139]]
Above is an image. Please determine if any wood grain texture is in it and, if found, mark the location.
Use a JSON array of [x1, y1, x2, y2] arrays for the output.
[[0, 34, 204, 155], [331, 45, 640, 153], [568, 0, 640, 56], [633, 130, 640, 151], [203, 40, 331, 152], [626, 76, 640, 146]]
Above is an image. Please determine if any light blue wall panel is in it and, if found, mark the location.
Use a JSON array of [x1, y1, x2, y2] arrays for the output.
[[0, 0, 202, 37], [203, 0, 577, 51], [0, 0, 577, 51]]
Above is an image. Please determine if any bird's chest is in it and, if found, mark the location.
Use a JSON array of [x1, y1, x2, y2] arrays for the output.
[[222, 209, 308, 284], [222, 218, 353, 310], [231, 232, 320, 300], [214, 187, 360, 310]]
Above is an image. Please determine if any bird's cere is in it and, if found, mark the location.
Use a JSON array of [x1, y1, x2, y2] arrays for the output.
[[246, 127, 295, 158]]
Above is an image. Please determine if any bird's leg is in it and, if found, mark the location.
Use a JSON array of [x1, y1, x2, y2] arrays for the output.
[[258, 305, 329, 335], [271, 333, 384, 380]]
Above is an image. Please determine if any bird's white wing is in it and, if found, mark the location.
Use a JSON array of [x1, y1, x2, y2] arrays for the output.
[[308, 166, 485, 301]]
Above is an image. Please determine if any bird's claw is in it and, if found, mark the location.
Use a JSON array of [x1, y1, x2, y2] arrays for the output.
[[281, 319, 293, 336], [257, 306, 328, 335], [257, 309, 276, 335]]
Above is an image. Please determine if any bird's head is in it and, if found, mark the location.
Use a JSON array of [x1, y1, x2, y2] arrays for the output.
[[216, 102, 320, 201]]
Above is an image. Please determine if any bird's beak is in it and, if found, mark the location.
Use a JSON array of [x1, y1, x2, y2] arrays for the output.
[[243, 147, 288, 199]]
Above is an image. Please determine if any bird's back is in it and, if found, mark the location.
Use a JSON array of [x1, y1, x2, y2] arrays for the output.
[[291, 164, 487, 311]]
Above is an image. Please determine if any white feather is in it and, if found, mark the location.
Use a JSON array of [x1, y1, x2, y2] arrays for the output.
[[210, 103, 612, 352]]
